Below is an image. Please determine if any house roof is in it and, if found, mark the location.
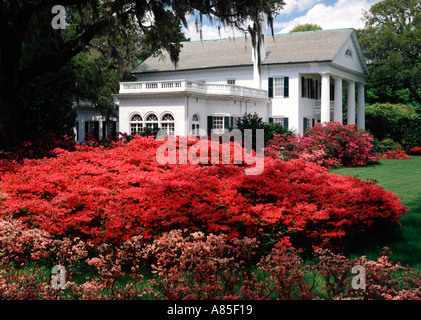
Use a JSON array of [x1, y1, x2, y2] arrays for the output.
[[133, 28, 366, 75]]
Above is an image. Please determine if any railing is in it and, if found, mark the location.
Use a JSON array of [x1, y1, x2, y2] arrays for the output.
[[119, 80, 267, 99], [314, 100, 335, 112]]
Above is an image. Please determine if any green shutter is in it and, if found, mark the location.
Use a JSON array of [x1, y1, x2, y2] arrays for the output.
[[268, 77, 273, 98], [268, 117, 273, 123], [102, 121, 106, 139], [224, 116, 230, 130], [303, 118, 308, 134], [301, 77, 305, 97], [94, 121, 99, 140], [207, 116, 213, 135], [283, 117, 289, 129], [284, 77, 289, 98], [230, 116, 234, 128], [112, 121, 117, 139]]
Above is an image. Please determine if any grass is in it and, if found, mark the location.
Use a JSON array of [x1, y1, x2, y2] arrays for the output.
[[329, 156, 421, 270]]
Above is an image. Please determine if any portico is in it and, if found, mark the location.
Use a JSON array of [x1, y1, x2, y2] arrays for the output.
[[319, 73, 366, 130]]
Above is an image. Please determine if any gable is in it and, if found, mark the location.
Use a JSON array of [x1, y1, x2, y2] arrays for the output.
[[331, 30, 368, 76]]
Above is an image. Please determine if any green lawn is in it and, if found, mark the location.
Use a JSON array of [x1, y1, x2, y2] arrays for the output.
[[330, 156, 421, 269]]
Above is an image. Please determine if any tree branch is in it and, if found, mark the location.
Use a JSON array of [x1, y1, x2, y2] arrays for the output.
[[19, 18, 110, 85]]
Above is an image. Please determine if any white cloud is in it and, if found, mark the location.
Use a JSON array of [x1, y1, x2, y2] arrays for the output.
[[182, 13, 251, 41], [181, 0, 382, 41], [280, 0, 323, 15], [183, 23, 248, 41], [275, 0, 382, 33]]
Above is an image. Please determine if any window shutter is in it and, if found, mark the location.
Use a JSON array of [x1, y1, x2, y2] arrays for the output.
[[284, 77, 289, 98], [268, 77, 273, 98], [112, 121, 117, 139], [268, 117, 273, 123], [307, 78, 310, 98], [303, 118, 308, 134], [224, 116, 230, 129], [94, 121, 99, 140], [301, 77, 305, 97], [102, 121, 107, 139], [330, 83, 335, 101], [230, 116, 234, 128], [207, 116, 213, 135], [312, 118, 315, 127], [283, 117, 289, 129], [315, 80, 319, 99], [85, 121, 89, 140]]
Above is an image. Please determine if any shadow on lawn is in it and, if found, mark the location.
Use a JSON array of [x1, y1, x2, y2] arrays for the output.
[[341, 195, 421, 269]]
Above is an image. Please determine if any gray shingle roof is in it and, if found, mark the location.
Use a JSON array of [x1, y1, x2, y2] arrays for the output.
[[133, 28, 355, 74]]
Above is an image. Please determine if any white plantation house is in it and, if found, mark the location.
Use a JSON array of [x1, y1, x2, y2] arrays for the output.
[[75, 27, 369, 142]]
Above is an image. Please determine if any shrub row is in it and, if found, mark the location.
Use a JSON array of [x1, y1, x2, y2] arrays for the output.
[[0, 222, 420, 300], [0, 135, 407, 252]]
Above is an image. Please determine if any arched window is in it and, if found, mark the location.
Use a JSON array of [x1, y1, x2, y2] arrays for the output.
[[192, 113, 200, 135], [145, 113, 159, 130], [160, 113, 175, 136], [130, 114, 143, 135]]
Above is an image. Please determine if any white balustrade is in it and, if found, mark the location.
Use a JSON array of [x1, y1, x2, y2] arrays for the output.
[[119, 80, 267, 99]]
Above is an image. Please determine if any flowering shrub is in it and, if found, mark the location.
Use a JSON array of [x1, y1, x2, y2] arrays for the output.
[[146, 229, 258, 299], [0, 135, 407, 253], [265, 122, 378, 168], [410, 147, 421, 155], [0, 131, 76, 163], [0, 220, 420, 300], [379, 149, 412, 159]]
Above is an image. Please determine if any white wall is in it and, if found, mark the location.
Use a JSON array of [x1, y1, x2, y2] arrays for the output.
[[118, 95, 186, 136]]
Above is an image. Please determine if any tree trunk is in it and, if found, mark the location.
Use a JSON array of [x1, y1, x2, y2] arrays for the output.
[[0, 30, 22, 151]]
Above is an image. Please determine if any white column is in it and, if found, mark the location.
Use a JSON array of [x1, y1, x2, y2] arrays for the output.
[[321, 73, 330, 124], [357, 83, 365, 130], [334, 77, 343, 123], [347, 80, 356, 125], [99, 119, 103, 140]]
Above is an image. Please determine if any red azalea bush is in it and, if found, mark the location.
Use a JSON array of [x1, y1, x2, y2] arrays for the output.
[[410, 147, 421, 155], [379, 149, 412, 159], [0, 131, 76, 163], [0, 135, 407, 253], [265, 122, 378, 168]]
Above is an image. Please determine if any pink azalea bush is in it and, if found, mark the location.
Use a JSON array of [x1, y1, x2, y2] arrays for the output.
[[265, 122, 378, 168], [0, 218, 420, 300]]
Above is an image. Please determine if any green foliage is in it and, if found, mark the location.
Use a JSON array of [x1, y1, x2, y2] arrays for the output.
[[19, 8, 76, 140], [378, 138, 402, 152], [357, 0, 421, 105], [289, 24, 322, 33], [234, 112, 293, 150], [365, 103, 421, 150]]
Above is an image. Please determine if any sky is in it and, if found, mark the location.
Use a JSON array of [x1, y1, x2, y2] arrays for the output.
[[182, 0, 382, 41]]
